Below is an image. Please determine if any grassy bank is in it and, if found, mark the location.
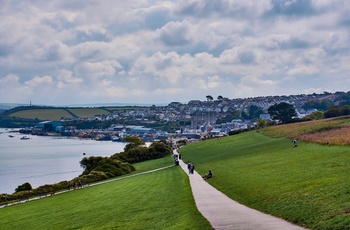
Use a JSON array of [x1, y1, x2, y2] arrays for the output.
[[0, 158, 212, 229], [179, 131, 350, 230], [8, 109, 73, 120]]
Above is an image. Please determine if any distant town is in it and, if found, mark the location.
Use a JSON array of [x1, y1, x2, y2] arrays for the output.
[[3, 91, 350, 144]]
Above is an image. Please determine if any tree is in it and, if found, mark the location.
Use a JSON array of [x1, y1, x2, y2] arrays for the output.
[[268, 102, 296, 123], [123, 136, 145, 152], [217, 95, 223, 101], [304, 110, 324, 120], [248, 105, 263, 119], [206, 95, 214, 101], [256, 118, 267, 128], [15, 182, 32, 193]]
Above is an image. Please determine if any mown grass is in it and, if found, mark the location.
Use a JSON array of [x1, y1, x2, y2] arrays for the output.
[[179, 131, 350, 230], [9, 109, 72, 120], [67, 108, 110, 117], [0, 159, 212, 230]]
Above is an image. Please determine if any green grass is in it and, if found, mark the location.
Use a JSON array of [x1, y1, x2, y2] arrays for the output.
[[132, 154, 175, 173], [0, 162, 212, 229], [9, 109, 72, 120], [179, 131, 350, 230], [67, 108, 110, 117]]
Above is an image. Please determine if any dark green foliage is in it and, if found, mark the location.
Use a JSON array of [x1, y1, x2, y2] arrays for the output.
[[80, 156, 135, 178], [217, 109, 241, 123], [123, 136, 144, 152], [0, 116, 40, 128], [15, 182, 32, 193], [324, 106, 347, 118], [268, 102, 296, 123], [80, 156, 104, 175], [0, 181, 68, 203], [248, 105, 263, 120], [228, 128, 250, 136], [112, 141, 172, 164], [302, 99, 334, 111]]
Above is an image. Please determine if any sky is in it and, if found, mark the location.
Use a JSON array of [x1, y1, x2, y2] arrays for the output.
[[1, 0, 350, 106]]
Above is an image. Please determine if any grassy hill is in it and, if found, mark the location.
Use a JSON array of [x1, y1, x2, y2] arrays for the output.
[[3, 106, 149, 120], [2, 117, 350, 229], [0, 157, 212, 230], [9, 108, 73, 120], [179, 118, 350, 230]]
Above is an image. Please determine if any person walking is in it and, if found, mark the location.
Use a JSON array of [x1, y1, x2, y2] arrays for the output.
[[190, 163, 195, 174]]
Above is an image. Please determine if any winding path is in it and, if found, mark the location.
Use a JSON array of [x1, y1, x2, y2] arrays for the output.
[[175, 150, 307, 230]]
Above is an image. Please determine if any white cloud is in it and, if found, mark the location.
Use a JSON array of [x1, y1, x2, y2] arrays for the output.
[[1, 0, 350, 105]]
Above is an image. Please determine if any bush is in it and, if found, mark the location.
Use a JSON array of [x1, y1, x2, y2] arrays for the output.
[[15, 182, 32, 193]]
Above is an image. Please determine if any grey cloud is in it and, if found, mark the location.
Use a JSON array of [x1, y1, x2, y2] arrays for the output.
[[175, 0, 250, 18], [35, 43, 68, 62], [238, 51, 256, 64], [158, 21, 193, 46], [278, 37, 312, 50], [264, 0, 316, 18], [0, 44, 12, 57]]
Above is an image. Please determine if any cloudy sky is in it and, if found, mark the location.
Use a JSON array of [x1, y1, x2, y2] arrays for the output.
[[1, 0, 349, 106]]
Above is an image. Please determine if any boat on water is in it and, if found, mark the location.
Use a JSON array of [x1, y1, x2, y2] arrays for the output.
[[8, 135, 14, 138], [20, 136, 30, 140]]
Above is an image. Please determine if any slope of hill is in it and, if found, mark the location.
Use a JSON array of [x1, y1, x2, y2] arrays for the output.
[[179, 123, 350, 229], [0, 158, 212, 229]]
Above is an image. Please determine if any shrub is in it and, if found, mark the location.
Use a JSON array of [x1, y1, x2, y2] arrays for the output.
[[15, 182, 32, 193]]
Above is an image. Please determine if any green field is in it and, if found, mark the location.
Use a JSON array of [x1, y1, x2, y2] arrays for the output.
[[0, 157, 212, 230], [179, 131, 350, 230], [9, 109, 73, 120], [67, 108, 110, 117]]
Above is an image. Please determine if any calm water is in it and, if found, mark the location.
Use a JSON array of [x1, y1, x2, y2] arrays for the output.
[[0, 128, 126, 194]]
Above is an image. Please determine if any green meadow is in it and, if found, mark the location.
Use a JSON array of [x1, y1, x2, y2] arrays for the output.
[[179, 131, 350, 230], [67, 108, 110, 118], [9, 109, 73, 120], [0, 157, 212, 230]]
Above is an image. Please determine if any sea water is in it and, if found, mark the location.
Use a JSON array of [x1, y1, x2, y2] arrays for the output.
[[0, 128, 126, 194]]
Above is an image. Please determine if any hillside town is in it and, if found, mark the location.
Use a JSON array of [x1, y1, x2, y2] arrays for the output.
[[16, 91, 349, 144]]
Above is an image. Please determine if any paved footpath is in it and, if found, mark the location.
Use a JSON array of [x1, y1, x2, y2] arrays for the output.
[[176, 151, 307, 230]]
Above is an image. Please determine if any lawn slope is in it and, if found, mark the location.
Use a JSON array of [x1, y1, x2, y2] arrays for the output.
[[179, 131, 350, 230], [0, 160, 212, 230]]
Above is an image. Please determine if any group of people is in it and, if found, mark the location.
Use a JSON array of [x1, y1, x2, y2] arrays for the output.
[[187, 162, 195, 174], [174, 152, 212, 179], [67, 180, 83, 190]]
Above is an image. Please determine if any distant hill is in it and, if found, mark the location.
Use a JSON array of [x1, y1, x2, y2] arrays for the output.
[[0, 103, 28, 110]]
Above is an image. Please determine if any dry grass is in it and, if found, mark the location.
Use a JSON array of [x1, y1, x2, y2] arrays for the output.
[[299, 124, 350, 146], [260, 116, 350, 146]]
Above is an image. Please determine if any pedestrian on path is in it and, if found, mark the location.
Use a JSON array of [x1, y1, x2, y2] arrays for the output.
[[190, 163, 195, 174], [187, 162, 191, 174]]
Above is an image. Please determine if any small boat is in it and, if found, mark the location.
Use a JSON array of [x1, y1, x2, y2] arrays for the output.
[[20, 136, 30, 140], [8, 135, 14, 138]]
